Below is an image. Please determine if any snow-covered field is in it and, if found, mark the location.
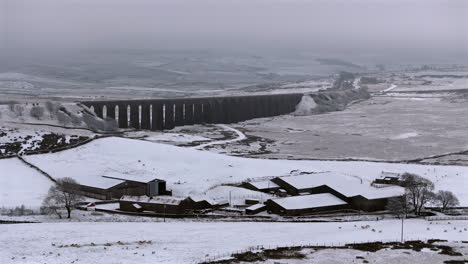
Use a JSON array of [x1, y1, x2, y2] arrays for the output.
[[392, 77, 468, 92], [0, 158, 54, 208], [6, 136, 466, 207], [1, 219, 467, 264]]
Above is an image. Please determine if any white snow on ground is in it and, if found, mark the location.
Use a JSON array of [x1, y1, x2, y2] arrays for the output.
[[280, 79, 330, 89], [0, 72, 93, 87], [294, 95, 317, 115], [194, 124, 246, 149], [1, 219, 467, 264], [0, 81, 35, 90], [143, 133, 210, 143], [353, 77, 361, 89], [391, 132, 419, 140], [383, 84, 397, 92], [14, 136, 468, 207], [0, 158, 54, 208], [392, 78, 468, 92]]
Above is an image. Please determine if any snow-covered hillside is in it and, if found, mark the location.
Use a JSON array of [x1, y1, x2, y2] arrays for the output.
[[18, 137, 468, 206]]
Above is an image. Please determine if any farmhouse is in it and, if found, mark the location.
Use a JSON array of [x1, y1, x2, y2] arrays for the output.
[[270, 172, 404, 212], [265, 193, 349, 216]]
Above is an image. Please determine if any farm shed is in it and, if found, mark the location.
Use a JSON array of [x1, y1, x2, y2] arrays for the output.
[[119, 195, 195, 214], [189, 196, 228, 210], [265, 193, 349, 216], [76, 176, 171, 200], [348, 192, 404, 212], [242, 180, 280, 193], [271, 173, 404, 212], [245, 203, 267, 215]]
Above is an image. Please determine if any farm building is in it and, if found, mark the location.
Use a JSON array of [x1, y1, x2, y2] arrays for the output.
[[76, 176, 171, 200], [245, 203, 267, 215], [119, 195, 195, 214], [119, 195, 224, 214], [189, 196, 228, 210], [265, 193, 349, 216], [373, 171, 404, 185], [242, 180, 281, 193], [271, 172, 404, 212]]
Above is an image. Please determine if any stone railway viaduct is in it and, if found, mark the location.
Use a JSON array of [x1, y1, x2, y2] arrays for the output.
[[81, 93, 303, 130]]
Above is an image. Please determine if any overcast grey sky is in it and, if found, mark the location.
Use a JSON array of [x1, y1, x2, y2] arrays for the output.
[[1, 0, 467, 58]]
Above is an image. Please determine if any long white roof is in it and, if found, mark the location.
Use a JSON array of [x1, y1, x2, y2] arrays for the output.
[[272, 193, 347, 210], [248, 180, 279, 190], [278, 172, 404, 199], [120, 195, 186, 205]]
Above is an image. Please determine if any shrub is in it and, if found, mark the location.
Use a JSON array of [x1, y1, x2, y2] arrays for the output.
[[30, 106, 45, 119]]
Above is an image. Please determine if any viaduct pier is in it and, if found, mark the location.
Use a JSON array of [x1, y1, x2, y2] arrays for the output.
[[81, 93, 303, 131]]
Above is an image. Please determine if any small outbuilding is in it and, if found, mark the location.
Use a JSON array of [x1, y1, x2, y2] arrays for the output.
[[245, 203, 267, 215]]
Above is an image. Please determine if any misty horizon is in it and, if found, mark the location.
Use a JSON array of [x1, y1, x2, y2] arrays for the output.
[[1, 0, 467, 63]]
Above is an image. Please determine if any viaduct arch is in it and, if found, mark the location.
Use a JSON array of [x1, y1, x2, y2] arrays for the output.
[[81, 93, 303, 131]]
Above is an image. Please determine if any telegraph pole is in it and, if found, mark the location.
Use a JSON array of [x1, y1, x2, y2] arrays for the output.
[[401, 215, 404, 242]]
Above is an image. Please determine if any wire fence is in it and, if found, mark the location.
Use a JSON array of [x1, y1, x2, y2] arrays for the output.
[[196, 237, 438, 264], [425, 216, 468, 221]]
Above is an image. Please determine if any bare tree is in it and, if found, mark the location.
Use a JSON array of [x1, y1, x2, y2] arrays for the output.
[[401, 173, 435, 215], [435, 190, 459, 211], [386, 195, 409, 218], [42, 177, 84, 219]]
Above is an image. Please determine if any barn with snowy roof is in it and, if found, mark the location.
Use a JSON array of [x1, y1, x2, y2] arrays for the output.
[[119, 195, 195, 215], [269, 172, 404, 213], [265, 193, 349, 216], [76, 173, 171, 200]]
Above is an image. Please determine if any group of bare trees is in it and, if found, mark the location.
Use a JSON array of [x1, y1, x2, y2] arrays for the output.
[[387, 173, 459, 217]]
